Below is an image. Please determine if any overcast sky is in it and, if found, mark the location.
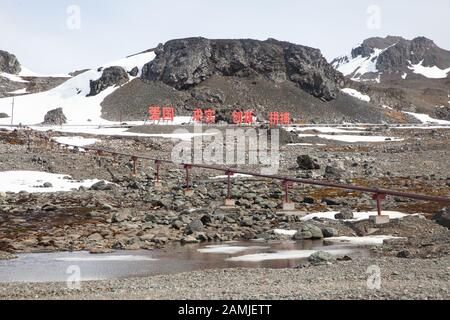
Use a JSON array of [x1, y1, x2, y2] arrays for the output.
[[1, 0, 450, 74]]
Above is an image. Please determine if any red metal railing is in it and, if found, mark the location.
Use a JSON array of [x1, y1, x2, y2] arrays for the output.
[[32, 134, 450, 215]]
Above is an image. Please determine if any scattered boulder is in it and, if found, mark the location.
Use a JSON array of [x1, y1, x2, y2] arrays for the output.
[[43, 108, 67, 125], [185, 219, 204, 234], [181, 235, 200, 244], [112, 210, 132, 223], [294, 224, 323, 240], [324, 165, 344, 178], [308, 251, 334, 265], [90, 181, 113, 191], [297, 155, 320, 170], [432, 207, 450, 229], [322, 227, 339, 238], [128, 67, 139, 77], [335, 208, 354, 220]]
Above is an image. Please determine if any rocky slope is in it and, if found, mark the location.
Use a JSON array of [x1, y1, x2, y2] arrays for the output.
[[0, 50, 70, 99], [101, 37, 392, 123], [332, 36, 450, 121]]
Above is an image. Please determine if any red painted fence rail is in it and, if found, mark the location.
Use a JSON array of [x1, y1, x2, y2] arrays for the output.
[[35, 134, 450, 216]]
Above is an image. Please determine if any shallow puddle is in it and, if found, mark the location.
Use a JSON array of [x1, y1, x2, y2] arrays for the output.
[[0, 240, 369, 283]]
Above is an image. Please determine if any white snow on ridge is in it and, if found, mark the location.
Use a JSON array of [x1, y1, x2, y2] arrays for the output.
[[8, 88, 27, 95], [341, 88, 371, 102], [0, 171, 105, 193], [0, 72, 29, 83], [404, 111, 450, 125], [333, 46, 394, 82], [0, 51, 156, 126], [18, 66, 71, 78], [408, 60, 450, 79]]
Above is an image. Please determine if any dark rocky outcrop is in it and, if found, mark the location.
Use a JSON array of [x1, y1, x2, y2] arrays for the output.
[[43, 108, 67, 125], [88, 66, 129, 96], [297, 155, 320, 170], [0, 50, 21, 74], [141, 37, 344, 101], [432, 207, 450, 229]]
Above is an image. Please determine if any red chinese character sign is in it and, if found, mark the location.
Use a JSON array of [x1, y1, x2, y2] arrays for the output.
[[192, 109, 216, 124], [162, 107, 174, 122], [268, 112, 290, 127], [149, 106, 161, 122]]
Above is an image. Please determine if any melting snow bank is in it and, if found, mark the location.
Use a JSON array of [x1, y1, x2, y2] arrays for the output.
[[298, 134, 403, 143], [0, 171, 105, 193], [301, 211, 417, 222], [198, 245, 270, 254], [209, 174, 253, 180], [324, 236, 407, 246], [226, 248, 352, 262], [29, 125, 216, 141], [52, 136, 100, 147], [341, 88, 371, 102], [403, 112, 450, 125], [273, 229, 298, 236]]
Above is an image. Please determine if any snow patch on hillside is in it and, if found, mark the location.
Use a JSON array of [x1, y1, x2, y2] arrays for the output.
[[341, 88, 371, 102], [404, 111, 450, 124], [0, 51, 156, 126], [333, 45, 395, 82], [407, 60, 450, 79]]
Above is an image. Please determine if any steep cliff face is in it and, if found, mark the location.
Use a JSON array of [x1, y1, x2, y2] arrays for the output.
[[141, 38, 344, 101]]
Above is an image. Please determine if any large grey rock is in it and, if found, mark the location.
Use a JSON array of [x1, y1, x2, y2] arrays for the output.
[[186, 219, 204, 234], [0, 50, 21, 74], [141, 37, 344, 101], [297, 155, 320, 170], [294, 224, 323, 240], [43, 108, 67, 125], [308, 251, 334, 265], [335, 208, 354, 220], [88, 66, 129, 96], [432, 207, 450, 229]]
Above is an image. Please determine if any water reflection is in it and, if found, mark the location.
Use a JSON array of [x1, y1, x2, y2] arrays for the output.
[[0, 240, 366, 283]]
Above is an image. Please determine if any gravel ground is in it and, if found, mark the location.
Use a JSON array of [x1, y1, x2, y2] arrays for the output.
[[1, 256, 448, 300]]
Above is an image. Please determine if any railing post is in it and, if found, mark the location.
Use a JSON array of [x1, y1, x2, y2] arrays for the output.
[[131, 156, 138, 175], [183, 164, 194, 196], [224, 170, 236, 207], [370, 193, 388, 224], [155, 160, 161, 182], [282, 180, 295, 211]]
